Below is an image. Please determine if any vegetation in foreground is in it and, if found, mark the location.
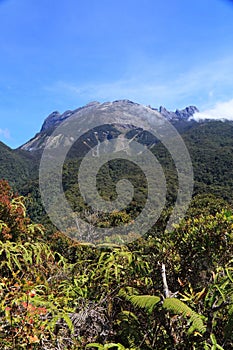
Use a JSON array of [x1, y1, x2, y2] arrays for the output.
[[0, 179, 232, 349]]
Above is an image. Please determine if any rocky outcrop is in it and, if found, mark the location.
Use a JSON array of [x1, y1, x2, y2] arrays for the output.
[[155, 105, 199, 121], [20, 100, 199, 152], [40, 102, 100, 132], [175, 106, 199, 119]]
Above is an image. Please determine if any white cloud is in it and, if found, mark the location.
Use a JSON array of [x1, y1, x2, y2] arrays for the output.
[[0, 128, 10, 139], [191, 99, 233, 121]]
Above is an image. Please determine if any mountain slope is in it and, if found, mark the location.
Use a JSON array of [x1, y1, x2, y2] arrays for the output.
[[182, 120, 233, 200], [0, 141, 37, 188]]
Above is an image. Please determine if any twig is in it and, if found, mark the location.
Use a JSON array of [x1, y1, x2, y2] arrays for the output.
[[161, 263, 171, 298]]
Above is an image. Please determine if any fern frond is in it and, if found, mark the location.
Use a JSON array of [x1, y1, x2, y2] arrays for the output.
[[163, 298, 206, 334], [86, 344, 104, 349], [127, 295, 160, 314], [104, 344, 127, 350]]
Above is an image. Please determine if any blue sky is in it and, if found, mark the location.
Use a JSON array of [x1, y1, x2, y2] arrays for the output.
[[1, 0, 233, 148]]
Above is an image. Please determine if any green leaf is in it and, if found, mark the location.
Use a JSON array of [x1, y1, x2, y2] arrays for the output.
[[86, 344, 104, 349], [127, 295, 160, 314], [163, 298, 206, 334]]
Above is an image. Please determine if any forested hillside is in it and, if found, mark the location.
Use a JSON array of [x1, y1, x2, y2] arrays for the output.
[[0, 141, 37, 189]]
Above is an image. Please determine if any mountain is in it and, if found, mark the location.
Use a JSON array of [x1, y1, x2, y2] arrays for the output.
[[0, 99, 199, 191], [1, 99, 233, 228], [20, 100, 199, 153]]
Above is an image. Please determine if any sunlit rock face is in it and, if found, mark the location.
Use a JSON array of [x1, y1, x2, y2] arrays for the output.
[[20, 100, 198, 153]]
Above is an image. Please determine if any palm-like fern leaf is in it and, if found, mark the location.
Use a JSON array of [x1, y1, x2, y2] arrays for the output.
[[127, 295, 160, 314], [163, 298, 206, 334]]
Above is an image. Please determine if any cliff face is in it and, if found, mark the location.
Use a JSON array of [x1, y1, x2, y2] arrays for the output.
[[40, 101, 101, 132], [20, 100, 199, 152]]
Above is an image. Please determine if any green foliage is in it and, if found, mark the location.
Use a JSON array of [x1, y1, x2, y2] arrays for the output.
[[0, 179, 233, 348], [167, 208, 233, 286], [0, 179, 44, 242], [125, 292, 206, 336], [125, 295, 160, 314], [0, 142, 40, 193], [163, 298, 206, 334], [86, 343, 131, 350]]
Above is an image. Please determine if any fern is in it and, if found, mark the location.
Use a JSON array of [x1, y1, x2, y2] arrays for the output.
[[127, 295, 160, 314], [125, 292, 206, 335], [86, 343, 129, 350], [163, 298, 206, 334]]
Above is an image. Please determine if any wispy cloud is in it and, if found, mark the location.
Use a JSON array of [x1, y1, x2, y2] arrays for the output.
[[0, 128, 10, 140], [192, 99, 233, 121], [45, 53, 233, 110], [49, 79, 170, 106]]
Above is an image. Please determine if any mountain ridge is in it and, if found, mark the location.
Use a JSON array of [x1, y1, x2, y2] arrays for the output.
[[20, 100, 199, 152], [40, 100, 199, 133]]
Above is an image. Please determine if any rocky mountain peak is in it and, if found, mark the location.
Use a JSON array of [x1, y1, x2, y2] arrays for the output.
[[175, 106, 199, 119], [20, 100, 199, 152], [40, 101, 101, 132], [157, 105, 199, 121]]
